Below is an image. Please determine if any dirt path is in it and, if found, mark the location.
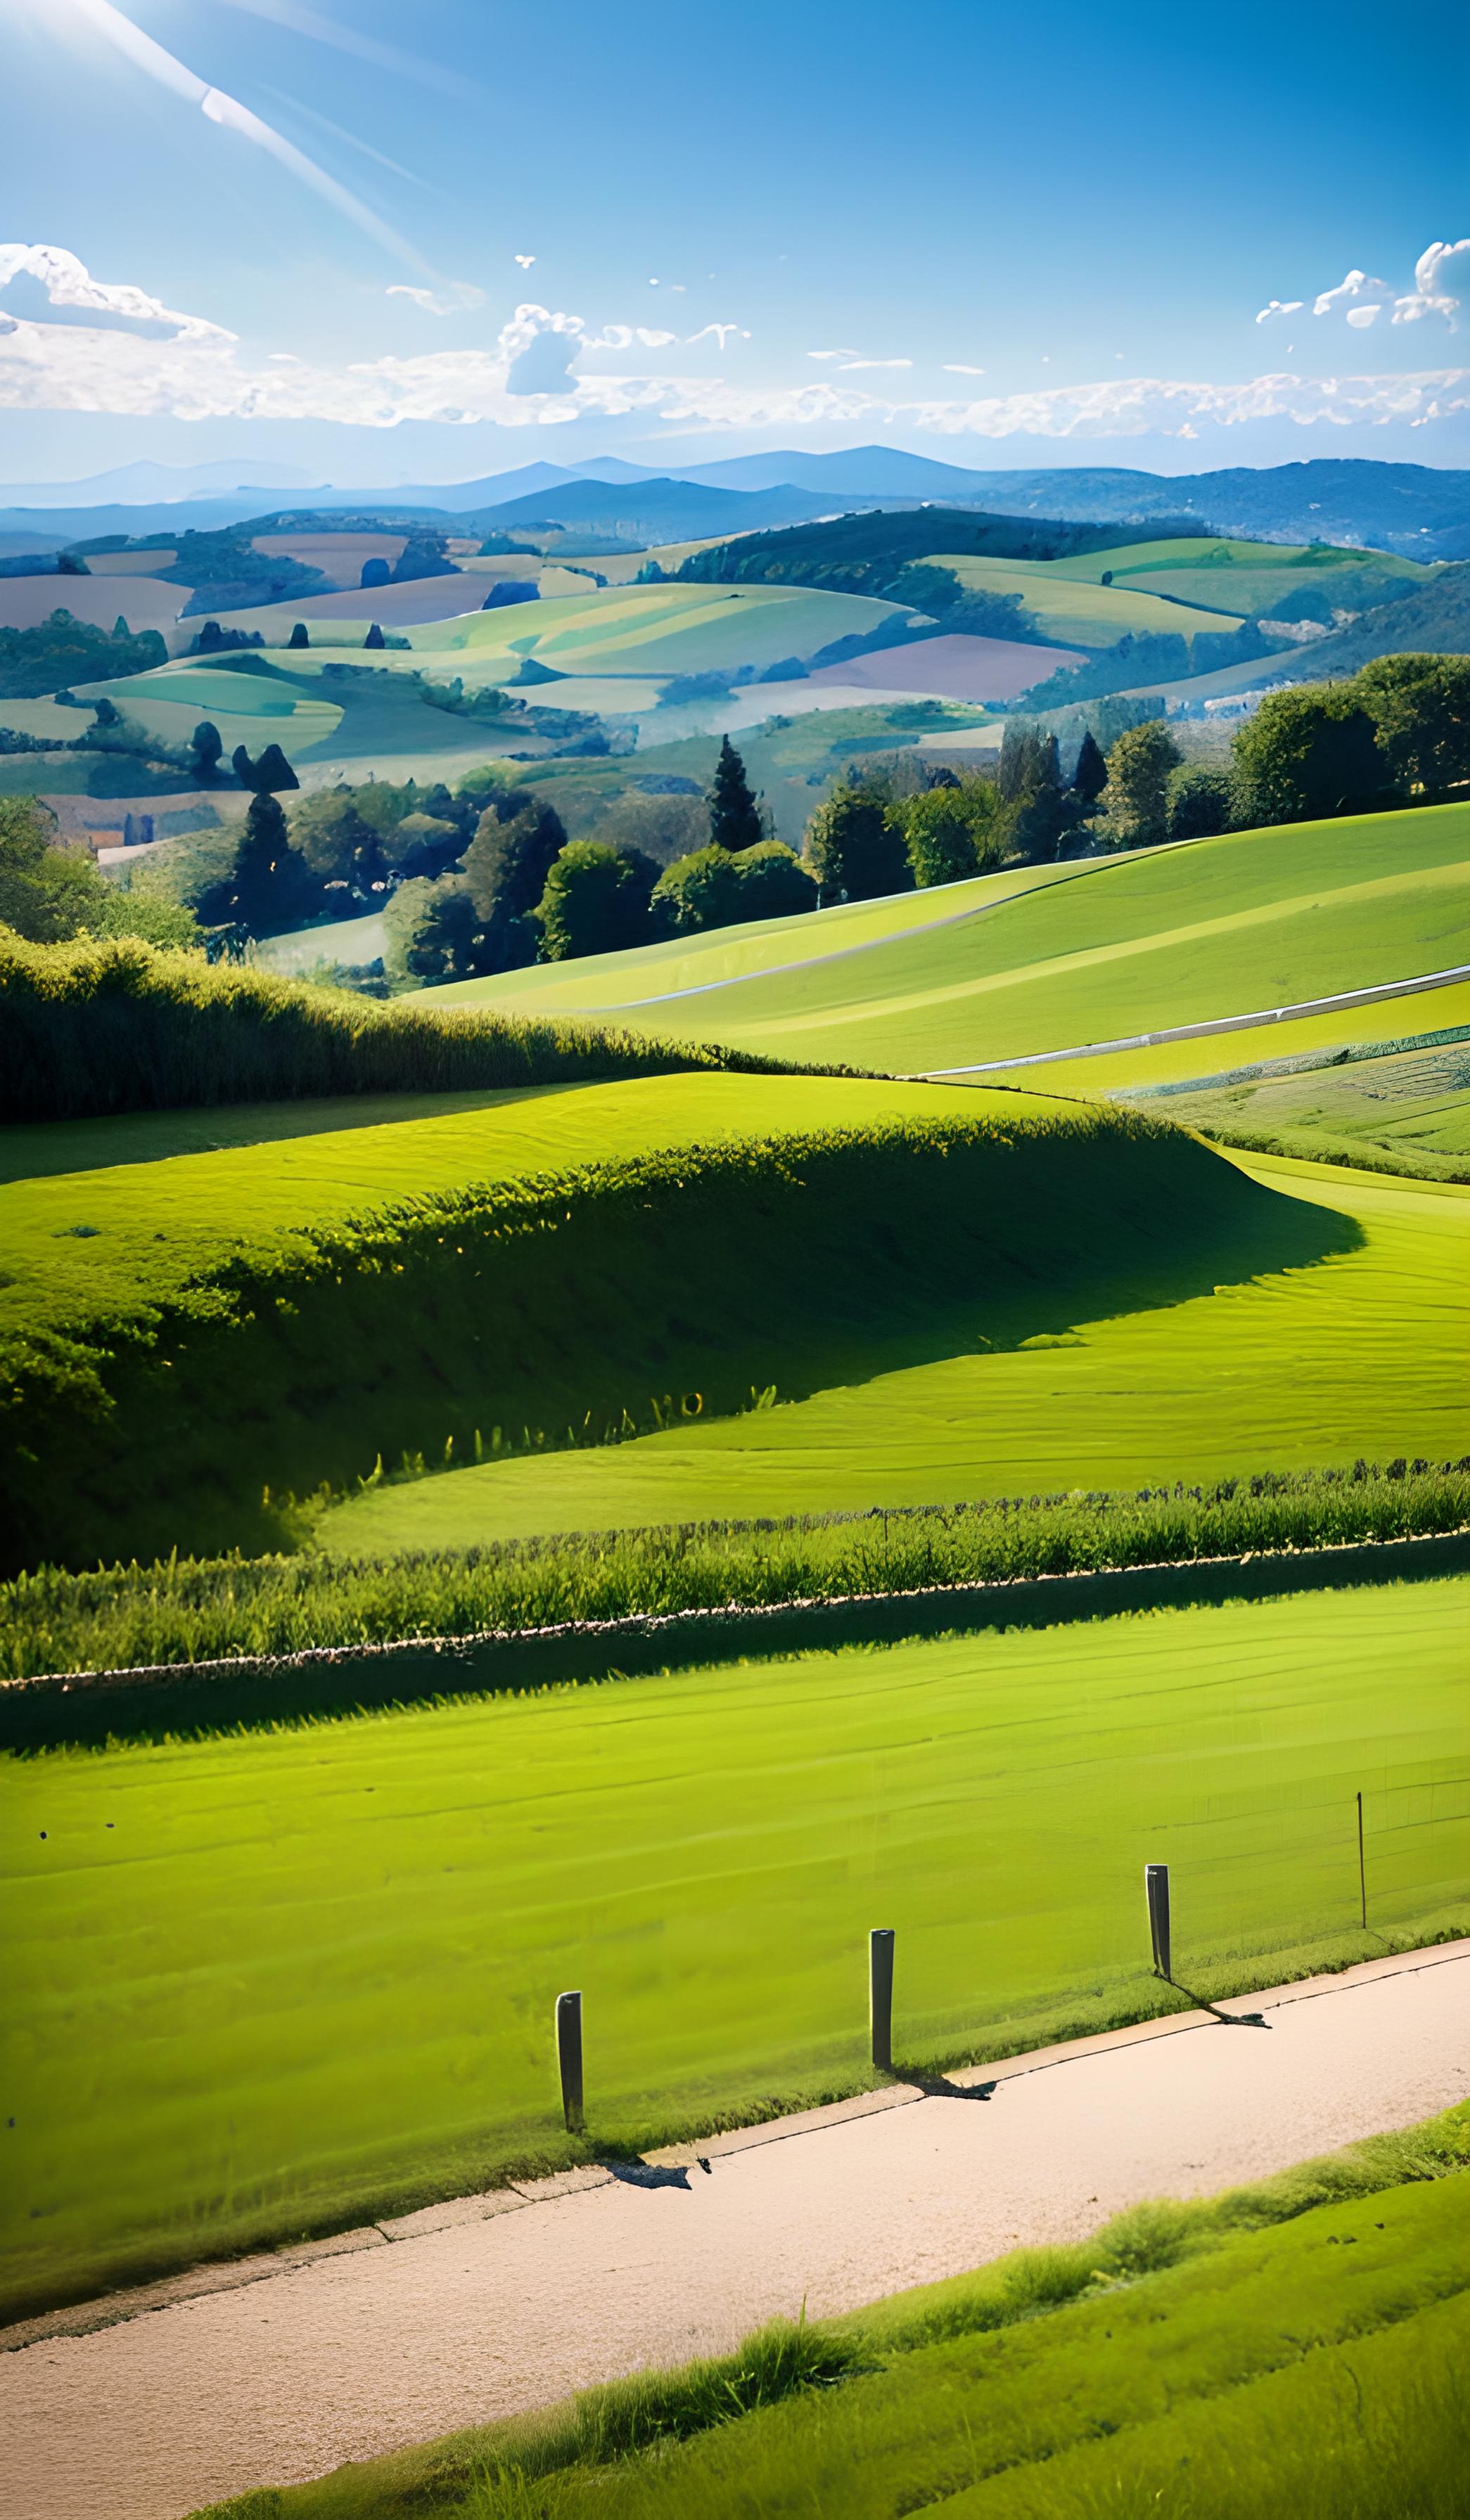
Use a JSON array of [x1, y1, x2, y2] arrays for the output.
[[6, 1943, 1466, 2520]]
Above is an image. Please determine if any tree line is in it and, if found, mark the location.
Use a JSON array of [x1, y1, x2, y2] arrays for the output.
[[5, 654, 1463, 979]]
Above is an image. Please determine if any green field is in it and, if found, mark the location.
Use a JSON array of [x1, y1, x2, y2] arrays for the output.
[[321, 1152, 1469, 1552], [6, 1574, 1466, 2320], [1030, 533, 1436, 616], [224, 582, 913, 702], [987, 978, 1470, 1097], [931, 553, 1243, 647], [1118, 1034, 1470, 1183], [437, 805, 1470, 1084], [8, 1084, 1282, 1569]]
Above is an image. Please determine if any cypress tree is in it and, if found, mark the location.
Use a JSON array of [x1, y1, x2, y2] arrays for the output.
[[708, 736, 764, 853], [229, 792, 307, 934], [364, 622, 385, 650], [288, 622, 309, 650], [1073, 728, 1108, 809]]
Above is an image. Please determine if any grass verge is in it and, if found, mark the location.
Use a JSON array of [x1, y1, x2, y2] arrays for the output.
[[188, 2104, 1470, 2519], [3, 1459, 1465, 1700]]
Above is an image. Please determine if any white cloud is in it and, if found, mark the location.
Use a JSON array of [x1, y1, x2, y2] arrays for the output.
[[1312, 269, 1392, 319], [943, 364, 986, 375], [807, 347, 912, 371], [0, 242, 232, 342], [1265, 243, 1470, 333], [514, 255, 535, 270], [3, 271, 1468, 445], [686, 323, 750, 349], [1394, 238, 1470, 325], [386, 281, 486, 317]]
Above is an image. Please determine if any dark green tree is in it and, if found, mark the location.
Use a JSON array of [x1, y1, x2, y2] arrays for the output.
[[803, 773, 912, 902], [1099, 721, 1183, 847], [288, 622, 310, 650], [461, 795, 568, 970], [360, 557, 390, 589], [188, 721, 223, 783], [1232, 687, 1385, 825], [384, 874, 494, 982], [231, 741, 300, 794], [226, 792, 312, 934], [651, 841, 817, 935], [888, 776, 1006, 887], [364, 622, 386, 650], [1167, 766, 1237, 840], [708, 736, 765, 854], [1009, 733, 1071, 861], [288, 789, 388, 900], [1351, 655, 1470, 797], [537, 842, 658, 960], [1072, 728, 1108, 810]]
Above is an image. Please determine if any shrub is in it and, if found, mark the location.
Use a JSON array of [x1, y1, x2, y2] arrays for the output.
[[537, 841, 659, 960], [0, 927, 829, 1124]]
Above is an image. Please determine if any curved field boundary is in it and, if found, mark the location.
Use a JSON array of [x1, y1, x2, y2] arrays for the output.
[[6, 1527, 1464, 1749], [923, 960, 1470, 1077]]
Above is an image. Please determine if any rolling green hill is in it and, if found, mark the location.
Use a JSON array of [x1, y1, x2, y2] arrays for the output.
[[8, 1079, 1251, 1567], [931, 553, 1241, 648], [320, 1150, 1469, 1552], [1030, 533, 1433, 616], [439, 804, 1470, 1079]]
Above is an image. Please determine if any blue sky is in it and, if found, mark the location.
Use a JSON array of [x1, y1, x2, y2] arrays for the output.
[[1, 0, 1468, 488]]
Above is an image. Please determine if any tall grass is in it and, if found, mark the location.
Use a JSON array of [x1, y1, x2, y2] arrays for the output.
[[5, 1461, 1465, 1687], [0, 928, 844, 1122]]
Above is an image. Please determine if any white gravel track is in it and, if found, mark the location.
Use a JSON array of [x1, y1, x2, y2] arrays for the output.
[[4, 1942, 1466, 2520]]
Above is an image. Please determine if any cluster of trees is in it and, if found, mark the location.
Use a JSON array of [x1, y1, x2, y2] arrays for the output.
[[385, 739, 819, 977], [0, 611, 167, 702], [1088, 652, 1470, 849], [0, 796, 197, 949], [193, 774, 480, 939]]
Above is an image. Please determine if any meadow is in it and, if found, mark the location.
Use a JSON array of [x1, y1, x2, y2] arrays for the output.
[[440, 806, 1470, 1077], [184, 2135, 1470, 2520], [319, 1151, 1469, 1552], [4, 1084, 1258, 1568], [1028, 532, 1434, 616], [5, 1574, 1466, 2320], [1119, 1032, 1470, 1183], [929, 554, 1239, 648]]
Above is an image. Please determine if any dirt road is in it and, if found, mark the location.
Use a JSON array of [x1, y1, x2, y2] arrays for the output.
[[5, 1941, 1466, 2520]]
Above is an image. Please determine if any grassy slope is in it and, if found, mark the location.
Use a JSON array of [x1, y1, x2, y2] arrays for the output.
[[436, 857, 1085, 1017], [931, 554, 1244, 644], [992, 978, 1470, 1095], [321, 1152, 1469, 1552], [378, 582, 911, 677], [15, 1083, 1260, 1567], [433, 808, 1470, 1078], [0, 1073, 998, 1334], [6, 1576, 1466, 2320]]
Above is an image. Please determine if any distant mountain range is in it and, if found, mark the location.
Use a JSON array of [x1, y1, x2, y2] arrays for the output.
[[3, 454, 1469, 561]]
